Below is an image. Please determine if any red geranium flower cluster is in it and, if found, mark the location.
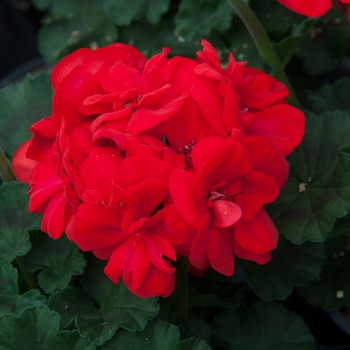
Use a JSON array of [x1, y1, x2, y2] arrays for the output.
[[13, 41, 305, 297]]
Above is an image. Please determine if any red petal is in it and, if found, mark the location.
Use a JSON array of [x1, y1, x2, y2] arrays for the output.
[[12, 141, 38, 182], [244, 104, 305, 156], [233, 209, 278, 255], [212, 200, 242, 228], [67, 204, 127, 252], [243, 136, 289, 189], [277, 0, 332, 16], [208, 225, 234, 275], [169, 169, 208, 228], [51, 48, 91, 89]]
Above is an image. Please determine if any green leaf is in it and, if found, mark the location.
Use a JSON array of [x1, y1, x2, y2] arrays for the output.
[[306, 78, 350, 115], [22, 234, 86, 294], [94, 0, 170, 26], [242, 235, 325, 301], [295, 9, 350, 75], [179, 318, 212, 345], [31, 0, 52, 10], [175, 0, 233, 41], [267, 111, 350, 243], [298, 234, 350, 311], [0, 263, 46, 316], [38, 0, 117, 63], [251, 0, 304, 36], [0, 306, 95, 350], [102, 318, 211, 350], [0, 72, 53, 156], [0, 183, 41, 263], [189, 287, 242, 309], [224, 21, 262, 69], [48, 257, 159, 345], [212, 301, 315, 350], [274, 18, 316, 68]]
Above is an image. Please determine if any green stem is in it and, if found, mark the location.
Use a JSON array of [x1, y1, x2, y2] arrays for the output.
[[226, 0, 302, 109], [0, 146, 17, 182], [15, 256, 39, 290], [175, 256, 189, 324]]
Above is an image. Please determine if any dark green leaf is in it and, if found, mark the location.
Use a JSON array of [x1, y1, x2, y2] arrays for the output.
[[225, 21, 262, 69], [38, 0, 117, 63], [242, 235, 325, 301], [267, 111, 350, 243], [295, 9, 350, 75], [298, 234, 350, 311], [23, 234, 86, 294], [49, 257, 159, 345], [274, 18, 316, 68], [0, 183, 41, 263], [94, 0, 170, 26], [251, 0, 304, 36], [179, 318, 212, 345], [0, 263, 46, 316], [0, 306, 95, 350], [212, 301, 315, 349], [189, 287, 241, 309], [175, 0, 233, 41], [102, 318, 211, 350], [306, 78, 350, 115], [31, 0, 52, 10], [0, 72, 53, 156]]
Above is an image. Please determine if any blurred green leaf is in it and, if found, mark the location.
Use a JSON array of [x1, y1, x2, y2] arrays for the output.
[[31, 0, 52, 10], [0, 72, 53, 157], [102, 318, 211, 350], [175, 0, 233, 41], [0, 306, 95, 350], [251, 0, 304, 37], [267, 111, 350, 243], [38, 0, 117, 63], [49, 257, 159, 345], [0, 183, 41, 263], [212, 301, 315, 349], [0, 263, 46, 316], [23, 234, 86, 294], [242, 235, 325, 301], [94, 0, 170, 26], [295, 9, 350, 76], [299, 234, 350, 311], [274, 18, 316, 68], [306, 78, 350, 115]]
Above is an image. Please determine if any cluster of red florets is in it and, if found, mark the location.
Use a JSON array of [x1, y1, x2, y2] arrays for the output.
[[13, 40, 305, 297]]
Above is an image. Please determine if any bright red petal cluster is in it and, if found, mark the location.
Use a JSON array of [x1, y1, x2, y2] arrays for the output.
[[277, 0, 350, 18], [12, 41, 305, 297]]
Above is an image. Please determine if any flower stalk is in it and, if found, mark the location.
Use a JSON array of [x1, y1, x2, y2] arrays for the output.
[[175, 256, 189, 324], [226, 0, 302, 109]]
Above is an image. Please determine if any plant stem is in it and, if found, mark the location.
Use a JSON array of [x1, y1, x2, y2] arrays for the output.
[[226, 0, 302, 109], [0, 146, 17, 182], [175, 256, 189, 324], [15, 256, 39, 290]]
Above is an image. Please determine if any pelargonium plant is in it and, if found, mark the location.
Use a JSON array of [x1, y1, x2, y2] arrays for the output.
[[1, 0, 350, 349]]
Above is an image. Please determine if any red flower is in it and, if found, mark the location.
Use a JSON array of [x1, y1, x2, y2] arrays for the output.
[[169, 134, 288, 276], [192, 40, 305, 156], [67, 154, 188, 297], [12, 41, 306, 297], [277, 0, 350, 18]]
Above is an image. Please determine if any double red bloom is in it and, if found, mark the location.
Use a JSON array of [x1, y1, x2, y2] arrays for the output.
[[13, 41, 305, 297]]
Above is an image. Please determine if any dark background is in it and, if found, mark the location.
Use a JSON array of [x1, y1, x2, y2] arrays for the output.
[[0, 0, 43, 87]]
